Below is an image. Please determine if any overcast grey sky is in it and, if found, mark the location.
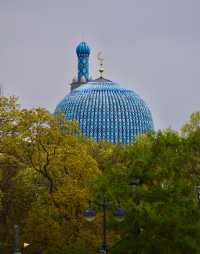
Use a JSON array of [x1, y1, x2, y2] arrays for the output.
[[0, 0, 200, 130]]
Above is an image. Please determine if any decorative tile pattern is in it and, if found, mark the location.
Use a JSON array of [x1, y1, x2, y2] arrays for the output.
[[55, 79, 154, 144]]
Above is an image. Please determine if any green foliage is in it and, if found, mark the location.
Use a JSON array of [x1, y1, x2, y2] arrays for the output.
[[0, 96, 101, 254], [0, 97, 200, 254], [181, 111, 200, 136], [93, 128, 200, 254]]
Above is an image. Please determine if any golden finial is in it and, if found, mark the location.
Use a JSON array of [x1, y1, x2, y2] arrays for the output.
[[97, 52, 104, 78]]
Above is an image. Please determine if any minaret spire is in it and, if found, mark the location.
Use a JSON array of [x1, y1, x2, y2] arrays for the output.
[[76, 42, 90, 82]]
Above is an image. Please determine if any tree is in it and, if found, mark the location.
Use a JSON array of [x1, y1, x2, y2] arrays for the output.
[[2, 96, 200, 254], [93, 130, 200, 254], [181, 111, 200, 136], [0, 96, 101, 254]]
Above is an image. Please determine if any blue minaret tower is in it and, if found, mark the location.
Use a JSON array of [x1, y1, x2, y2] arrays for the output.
[[76, 42, 91, 82]]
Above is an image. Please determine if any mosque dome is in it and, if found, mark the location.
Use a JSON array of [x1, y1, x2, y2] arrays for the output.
[[55, 42, 154, 144], [76, 41, 91, 56], [55, 77, 154, 144]]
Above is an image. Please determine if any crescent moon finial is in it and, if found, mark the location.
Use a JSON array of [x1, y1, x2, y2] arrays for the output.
[[97, 51, 104, 78]]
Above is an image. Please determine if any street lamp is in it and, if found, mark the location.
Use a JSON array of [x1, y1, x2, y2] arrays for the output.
[[83, 208, 96, 222], [113, 208, 125, 222], [83, 198, 125, 254], [130, 177, 141, 188]]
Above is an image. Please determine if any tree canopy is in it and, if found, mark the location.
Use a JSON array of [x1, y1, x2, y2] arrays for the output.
[[0, 96, 200, 254], [93, 121, 200, 254], [0, 96, 101, 254]]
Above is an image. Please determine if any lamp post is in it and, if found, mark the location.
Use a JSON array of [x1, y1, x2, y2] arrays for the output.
[[196, 184, 200, 202], [13, 225, 21, 254], [83, 198, 125, 254]]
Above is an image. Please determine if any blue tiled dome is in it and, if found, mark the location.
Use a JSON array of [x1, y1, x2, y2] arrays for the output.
[[76, 42, 91, 56], [55, 78, 154, 144]]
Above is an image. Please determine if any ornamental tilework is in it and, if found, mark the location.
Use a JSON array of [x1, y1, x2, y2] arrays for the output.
[[55, 79, 154, 144], [76, 42, 90, 81], [77, 55, 89, 81]]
